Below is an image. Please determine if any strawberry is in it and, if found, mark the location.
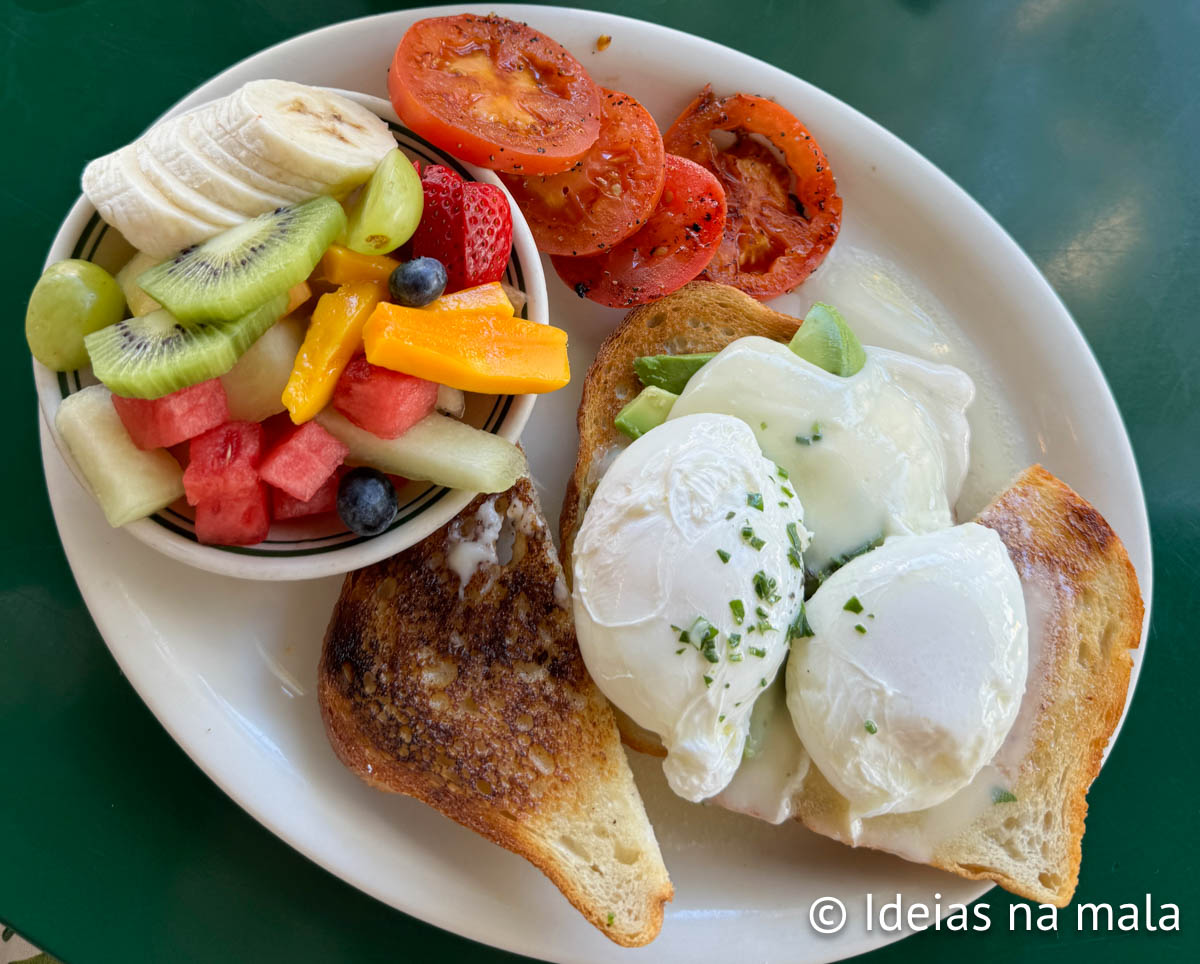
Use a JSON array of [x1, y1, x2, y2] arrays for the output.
[[411, 165, 513, 292]]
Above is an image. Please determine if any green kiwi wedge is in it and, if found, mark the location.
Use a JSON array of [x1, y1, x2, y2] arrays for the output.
[[136, 196, 345, 322], [84, 293, 287, 399]]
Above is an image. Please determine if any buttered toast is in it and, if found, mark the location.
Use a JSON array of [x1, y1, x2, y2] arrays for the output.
[[319, 476, 672, 946], [560, 281, 1143, 907]]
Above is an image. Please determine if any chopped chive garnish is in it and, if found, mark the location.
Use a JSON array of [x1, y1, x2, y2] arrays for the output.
[[607, 912, 615, 926], [795, 434, 812, 446], [729, 651, 744, 662], [747, 492, 764, 511], [991, 787, 1018, 804], [753, 571, 780, 603], [844, 596, 864, 614], [788, 547, 803, 569], [778, 501, 789, 508], [781, 485, 795, 498], [749, 646, 767, 658], [703, 674, 714, 688], [728, 633, 742, 648], [718, 714, 726, 722], [811, 422, 822, 440], [760, 678, 768, 687], [854, 624, 867, 634], [741, 525, 765, 550], [787, 603, 815, 641], [717, 548, 731, 564], [755, 605, 769, 619], [760, 421, 768, 430], [675, 647, 686, 655], [730, 599, 745, 624], [864, 719, 878, 734], [725, 511, 736, 520], [777, 465, 789, 479]]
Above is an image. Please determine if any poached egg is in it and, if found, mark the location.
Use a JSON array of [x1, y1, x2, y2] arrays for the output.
[[786, 523, 1028, 818], [572, 413, 808, 802]]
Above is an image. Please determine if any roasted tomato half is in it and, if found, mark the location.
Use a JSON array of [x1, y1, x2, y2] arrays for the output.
[[501, 88, 666, 256], [389, 14, 603, 175], [551, 154, 726, 308], [664, 85, 842, 300]]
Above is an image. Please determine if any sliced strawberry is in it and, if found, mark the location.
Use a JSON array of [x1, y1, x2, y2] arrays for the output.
[[462, 183, 513, 289], [411, 165, 513, 291]]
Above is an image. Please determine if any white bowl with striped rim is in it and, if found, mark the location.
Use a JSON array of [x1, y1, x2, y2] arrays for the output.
[[32, 91, 547, 581]]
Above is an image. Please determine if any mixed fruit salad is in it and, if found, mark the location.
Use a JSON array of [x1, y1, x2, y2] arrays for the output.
[[27, 12, 843, 551]]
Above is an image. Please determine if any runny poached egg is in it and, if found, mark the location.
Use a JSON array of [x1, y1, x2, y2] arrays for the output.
[[572, 413, 809, 803]]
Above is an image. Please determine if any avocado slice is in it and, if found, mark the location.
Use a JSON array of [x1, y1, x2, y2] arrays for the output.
[[788, 303, 866, 376], [632, 352, 716, 394], [614, 386, 678, 440]]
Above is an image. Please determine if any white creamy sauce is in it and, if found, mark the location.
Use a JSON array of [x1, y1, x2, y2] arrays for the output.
[[786, 524, 1028, 818], [670, 338, 974, 573], [714, 671, 811, 824], [572, 413, 808, 803], [799, 244, 1031, 517], [446, 497, 504, 593]]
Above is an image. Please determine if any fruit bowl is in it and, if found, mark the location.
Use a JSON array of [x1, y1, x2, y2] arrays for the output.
[[32, 91, 548, 581]]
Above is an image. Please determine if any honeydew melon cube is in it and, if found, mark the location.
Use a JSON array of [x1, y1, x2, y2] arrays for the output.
[[55, 384, 184, 527], [220, 317, 306, 422]]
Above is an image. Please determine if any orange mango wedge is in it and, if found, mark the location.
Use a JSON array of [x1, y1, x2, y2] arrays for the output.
[[363, 303, 569, 394], [428, 282, 513, 315], [283, 281, 387, 423], [315, 244, 398, 286]]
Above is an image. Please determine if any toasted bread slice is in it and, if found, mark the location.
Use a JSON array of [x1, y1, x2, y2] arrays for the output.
[[792, 465, 1142, 906], [560, 281, 798, 755], [319, 476, 672, 946]]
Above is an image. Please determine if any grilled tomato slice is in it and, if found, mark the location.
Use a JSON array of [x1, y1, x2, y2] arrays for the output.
[[551, 154, 726, 308], [501, 88, 666, 256], [664, 85, 842, 300], [389, 14, 603, 175]]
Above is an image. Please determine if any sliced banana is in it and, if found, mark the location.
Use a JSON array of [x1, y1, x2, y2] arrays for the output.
[[209, 91, 331, 195], [183, 107, 313, 203], [145, 110, 295, 216], [134, 138, 245, 227], [217, 80, 395, 194], [82, 147, 222, 257]]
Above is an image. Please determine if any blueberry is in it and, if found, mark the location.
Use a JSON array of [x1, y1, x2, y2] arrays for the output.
[[388, 257, 447, 307], [337, 467, 398, 537]]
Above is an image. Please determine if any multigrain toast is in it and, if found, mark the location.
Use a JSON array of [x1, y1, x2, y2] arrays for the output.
[[559, 281, 1143, 906], [319, 475, 672, 946]]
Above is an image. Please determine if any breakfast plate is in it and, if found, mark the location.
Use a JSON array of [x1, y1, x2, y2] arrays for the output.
[[38, 5, 1152, 963]]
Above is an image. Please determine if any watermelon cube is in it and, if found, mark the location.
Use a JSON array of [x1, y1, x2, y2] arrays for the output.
[[332, 356, 438, 439], [111, 379, 229, 450], [183, 421, 263, 506], [270, 467, 342, 520], [194, 482, 271, 546], [258, 421, 349, 503]]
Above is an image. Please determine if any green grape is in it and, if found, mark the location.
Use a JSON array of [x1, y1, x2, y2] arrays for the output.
[[340, 148, 424, 255], [26, 259, 126, 371]]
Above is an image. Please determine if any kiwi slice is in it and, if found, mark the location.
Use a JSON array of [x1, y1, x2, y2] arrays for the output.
[[136, 196, 346, 322], [85, 293, 287, 399]]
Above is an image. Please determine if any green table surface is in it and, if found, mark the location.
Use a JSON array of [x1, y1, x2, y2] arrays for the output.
[[2, 1, 1196, 961]]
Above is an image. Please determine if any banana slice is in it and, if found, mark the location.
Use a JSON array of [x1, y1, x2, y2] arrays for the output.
[[82, 147, 222, 257], [208, 91, 331, 195], [184, 106, 313, 203], [145, 110, 295, 216], [216, 80, 396, 193], [134, 138, 245, 227]]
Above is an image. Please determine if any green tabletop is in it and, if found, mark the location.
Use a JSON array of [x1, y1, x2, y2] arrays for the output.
[[2, 1, 1196, 961]]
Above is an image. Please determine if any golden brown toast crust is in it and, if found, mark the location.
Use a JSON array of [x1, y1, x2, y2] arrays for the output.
[[791, 465, 1143, 906], [560, 281, 800, 756], [320, 476, 671, 946]]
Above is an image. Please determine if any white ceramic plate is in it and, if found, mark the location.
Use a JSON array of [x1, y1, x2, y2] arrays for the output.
[[33, 93, 547, 581], [40, 6, 1152, 963]]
